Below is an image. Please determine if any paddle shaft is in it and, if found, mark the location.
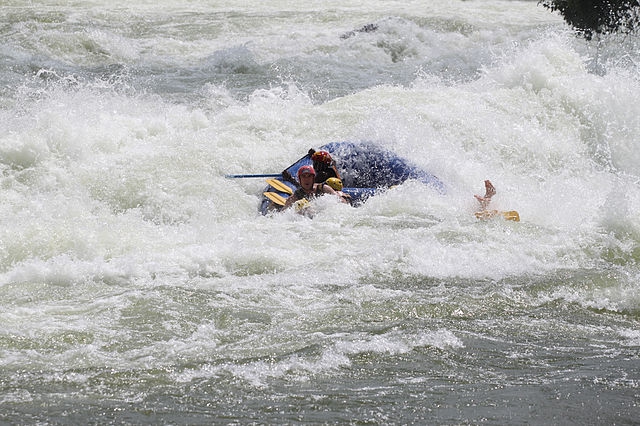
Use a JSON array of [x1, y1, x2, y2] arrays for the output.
[[226, 152, 313, 179], [225, 173, 282, 179]]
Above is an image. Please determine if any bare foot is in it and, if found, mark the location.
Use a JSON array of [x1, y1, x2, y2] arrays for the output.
[[475, 180, 496, 210]]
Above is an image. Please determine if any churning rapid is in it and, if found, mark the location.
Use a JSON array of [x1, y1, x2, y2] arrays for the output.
[[1, 0, 639, 423]]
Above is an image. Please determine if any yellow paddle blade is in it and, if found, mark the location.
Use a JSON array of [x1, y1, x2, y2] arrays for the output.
[[501, 210, 520, 222], [266, 178, 293, 195], [263, 192, 287, 206], [475, 210, 520, 222]]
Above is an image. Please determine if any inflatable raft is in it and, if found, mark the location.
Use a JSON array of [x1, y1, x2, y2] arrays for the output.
[[258, 141, 445, 215]]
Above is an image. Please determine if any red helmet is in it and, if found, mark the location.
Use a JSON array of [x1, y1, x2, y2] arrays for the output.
[[297, 165, 316, 179], [311, 150, 332, 165]]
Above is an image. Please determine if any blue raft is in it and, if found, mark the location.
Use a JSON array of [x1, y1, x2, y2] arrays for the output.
[[259, 141, 445, 215]]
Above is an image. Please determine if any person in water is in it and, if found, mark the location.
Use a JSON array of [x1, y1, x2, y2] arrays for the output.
[[310, 149, 340, 183], [325, 177, 353, 205], [474, 179, 496, 210], [280, 149, 339, 187], [473, 179, 519, 221], [284, 165, 344, 209]]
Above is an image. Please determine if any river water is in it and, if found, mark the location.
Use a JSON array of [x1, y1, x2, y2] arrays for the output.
[[1, 1, 639, 424]]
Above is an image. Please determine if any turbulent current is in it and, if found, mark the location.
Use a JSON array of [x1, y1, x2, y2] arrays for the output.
[[0, 1, 639, 424]]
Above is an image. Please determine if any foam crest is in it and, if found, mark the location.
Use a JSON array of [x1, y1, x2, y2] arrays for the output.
[[171, 328, 462, 388]]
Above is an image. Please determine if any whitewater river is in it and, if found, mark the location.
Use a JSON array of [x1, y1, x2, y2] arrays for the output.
[[1, 0, 638, 423]]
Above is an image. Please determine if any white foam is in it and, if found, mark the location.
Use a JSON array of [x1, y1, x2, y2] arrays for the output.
[[1, 0, 639, 396]]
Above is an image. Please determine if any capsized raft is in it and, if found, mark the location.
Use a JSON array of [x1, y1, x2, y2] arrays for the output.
[[259, 141, 445, 215]]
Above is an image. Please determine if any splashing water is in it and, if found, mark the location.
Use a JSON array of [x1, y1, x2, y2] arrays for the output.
[[0, 1, 639, 423]]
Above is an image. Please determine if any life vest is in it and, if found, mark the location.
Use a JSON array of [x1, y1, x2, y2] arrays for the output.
[[294, 183, 325, 201]]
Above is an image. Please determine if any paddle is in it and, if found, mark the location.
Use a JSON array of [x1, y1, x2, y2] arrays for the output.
[[266, 179, 294, 195], [263, 192, 287, 206], [502, 211, 520, 221], [475, 210, 520, 222], [226, 149, 314, 180], [225, 173, 282, 179]]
